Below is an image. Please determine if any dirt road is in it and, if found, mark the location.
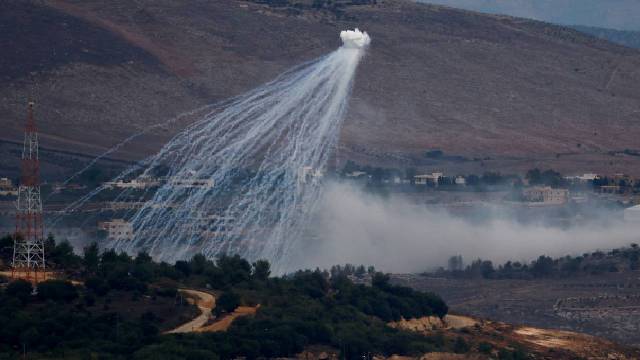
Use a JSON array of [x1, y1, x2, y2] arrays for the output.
[[196, 305, 260, 332], [165, 289, 216, 334]]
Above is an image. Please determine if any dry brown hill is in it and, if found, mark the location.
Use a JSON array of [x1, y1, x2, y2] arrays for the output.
[[2, 0, 640, 177]]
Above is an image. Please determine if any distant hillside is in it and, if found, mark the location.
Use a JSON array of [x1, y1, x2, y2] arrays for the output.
[[2, 0, 640, 178], [572, 25, 640, 50]]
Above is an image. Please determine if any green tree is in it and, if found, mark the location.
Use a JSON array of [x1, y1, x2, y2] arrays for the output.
[[252, 259, 271, 281], [6, 279, 33, 303], [190, 253, 208, 275], [215, 291, 240, 316], [83, 242, 99, 273], [37, 280, 78, 302], [49, 240, 81, 268], [372, 272, 391, 289], [453, 336, 470, 353], [0, 235, 13, 264], [531, 255, 555, 278]]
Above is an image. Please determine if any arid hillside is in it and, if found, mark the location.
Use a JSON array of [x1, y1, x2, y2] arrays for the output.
[[2, 0, 640, 177]]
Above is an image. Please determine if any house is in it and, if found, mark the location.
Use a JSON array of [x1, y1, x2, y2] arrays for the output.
[[298, 166, 323, 185], [103, 176, 159, 190], [565, 173, 599, 183], [52, 183, 87, 193], [98, 219, 134, 241], [414, 172, 443, 186], [454, 176, 466, 186], [345, 171, 367, 178], [0, 177, 18, 196], [522, 186, 569, 204], [169, 178, 215, 188], [0, 178, 12, 188]]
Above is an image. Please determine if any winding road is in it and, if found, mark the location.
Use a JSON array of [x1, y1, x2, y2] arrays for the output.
[[165, 289, 216, 334], [165, 289, 259, 334]]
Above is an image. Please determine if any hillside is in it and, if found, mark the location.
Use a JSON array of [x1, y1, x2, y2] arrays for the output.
[[2, 236, 639, 359], [572, 25, 640, 50], [2, 0, 640, 178], [399, 244, 640, 347]]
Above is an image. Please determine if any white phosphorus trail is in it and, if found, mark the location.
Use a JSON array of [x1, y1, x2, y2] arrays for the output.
[[64, 29, 370, 272]]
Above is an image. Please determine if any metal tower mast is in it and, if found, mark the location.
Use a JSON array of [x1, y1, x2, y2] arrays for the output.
[[12, 102, 45, 280]]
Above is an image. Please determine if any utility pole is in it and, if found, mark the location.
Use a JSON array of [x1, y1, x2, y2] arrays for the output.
[[12, 102, 45, 282]]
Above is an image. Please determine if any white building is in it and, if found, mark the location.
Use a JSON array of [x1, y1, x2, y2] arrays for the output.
[[345, 171, 367, 178], [298, 166, 323, 185], [168, 177, 214, 189], [98, 219, 134, 241], [104, 176, 160, 190], [0, 178, 12, 188], [522, 186, 569, 205], [104, 179, 147, 190], [0, 177, 17, 196], [414, 172, 443, 186], [624, 205, 640, 222], [565, 173, 599, 183], [455, 176, 466, 186]]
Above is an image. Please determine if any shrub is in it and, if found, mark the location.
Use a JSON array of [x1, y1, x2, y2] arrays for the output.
[[85, 276, 110, 296], [453, 336, 470, 353], [6, 279, 33, 303], [215, 291, 240, 316], [37, 280, 78, 302], [155, 287, 178, 298], [478, 341, 493, 354]]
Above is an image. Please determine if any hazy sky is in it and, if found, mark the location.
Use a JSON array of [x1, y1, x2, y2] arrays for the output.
[[420, 0, 640, 31]]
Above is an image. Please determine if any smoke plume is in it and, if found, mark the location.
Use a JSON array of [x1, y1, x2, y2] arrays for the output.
[[292, 182, 640, 273]]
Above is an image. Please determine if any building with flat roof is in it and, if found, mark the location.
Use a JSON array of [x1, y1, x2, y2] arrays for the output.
[[523, 186, 569, 205], [414, 172, 443, 186], [98, 219, 134, 241], [0, 177, 17, 196]]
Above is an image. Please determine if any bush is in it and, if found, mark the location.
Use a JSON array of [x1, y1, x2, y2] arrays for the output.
[[6, 279, 33, 303], [85, 276, 110, 296], [155, 287, 178, 298], [215, 291, 240, 316], [37, 280, 78, 302], [453, 336, 470, 353], [478, 341, 493, 354]]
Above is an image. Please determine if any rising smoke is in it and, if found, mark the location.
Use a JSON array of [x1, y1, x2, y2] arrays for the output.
[[291, 182, 640, 273]]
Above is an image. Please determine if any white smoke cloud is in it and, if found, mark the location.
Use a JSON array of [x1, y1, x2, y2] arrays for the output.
[[340, 29, 371, 49], [293, 182, 640, 273]]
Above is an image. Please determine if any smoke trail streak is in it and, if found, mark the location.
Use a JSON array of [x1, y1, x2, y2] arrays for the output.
[[53, 102, 222, 190], [59, 30, 370, 272]]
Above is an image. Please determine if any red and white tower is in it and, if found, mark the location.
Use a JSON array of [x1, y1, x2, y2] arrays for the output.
[[12, 102, 45, 280]]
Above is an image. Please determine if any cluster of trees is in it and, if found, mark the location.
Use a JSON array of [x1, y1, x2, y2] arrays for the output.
[[329, 263, 376, 278], [0, 236, 459, 359], [525, 168, 566, 188], [341, 160, 520, 189], [594, 175, 640, 190], [0, 277, 161, 358], [135, 269, 449, 359], [438, 244, 640, 280]]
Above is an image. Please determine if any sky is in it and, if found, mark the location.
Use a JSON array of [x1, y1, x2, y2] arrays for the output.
[[420, 0, 640, 31]]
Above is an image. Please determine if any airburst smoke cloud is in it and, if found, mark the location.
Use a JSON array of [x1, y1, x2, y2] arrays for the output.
[[58, 30, 371, 273], [340, 28, 371, 49]]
